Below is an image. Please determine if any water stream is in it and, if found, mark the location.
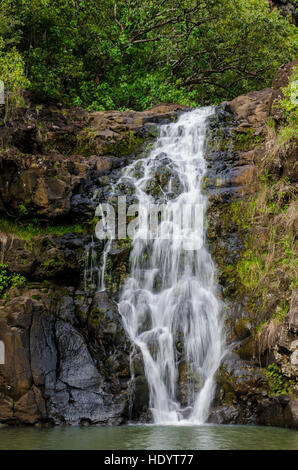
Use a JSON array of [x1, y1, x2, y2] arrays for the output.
[[116, 108, 224, 424]]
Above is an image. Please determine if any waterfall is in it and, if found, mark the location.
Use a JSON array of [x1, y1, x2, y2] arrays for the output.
[[116, 107, 224, 425]]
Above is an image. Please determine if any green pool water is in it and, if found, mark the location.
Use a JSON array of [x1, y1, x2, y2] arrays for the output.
[[0, 424, 297, 450]]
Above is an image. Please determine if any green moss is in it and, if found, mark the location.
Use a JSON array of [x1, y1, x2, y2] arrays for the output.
[[0, 217, 86, 240], [272, 300, 290, 323], [145, 179, 163, 197], [117, 237, 132, 248], [264, 364, 295, 396], [237, 253, 266, 289], [216, 366, 237, 404], [41, 255, 67, 275], [213, 154, 297, 332], [235, 337, 256, 360], [102, 255, 129, 296], [74, 140, 97, 157], [44, 133, 78, 156], [115, 262, 128, 286], [275, 65, 298, 145], [32, 294, 42, 300], [102, 132, 143, 157], [233, 129, 264, 151], [216, 136, 233, 152], [202, 176, 211, 190]]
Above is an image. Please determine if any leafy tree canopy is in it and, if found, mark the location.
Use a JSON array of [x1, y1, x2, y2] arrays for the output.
[[0, 0, 297, 110]]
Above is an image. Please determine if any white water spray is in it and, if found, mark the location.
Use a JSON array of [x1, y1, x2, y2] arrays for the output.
[[117, 107, 224, 425]]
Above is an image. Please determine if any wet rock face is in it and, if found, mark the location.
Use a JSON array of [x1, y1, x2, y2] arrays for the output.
[[205, 104, 258, 200], [210, 396, 298, 428], [210, 351, 298, 428], [129, 350, 150, 422], [0, 288, 131, 425]]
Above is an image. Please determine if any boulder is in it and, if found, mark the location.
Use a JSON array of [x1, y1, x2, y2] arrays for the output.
[[229, 88, 273, 131]]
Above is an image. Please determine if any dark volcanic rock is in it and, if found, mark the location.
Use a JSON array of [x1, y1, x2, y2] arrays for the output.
[[0, 287, 132, 425]]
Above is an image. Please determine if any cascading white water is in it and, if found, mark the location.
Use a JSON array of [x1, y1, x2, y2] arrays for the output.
[[117, 107, 224, 425]]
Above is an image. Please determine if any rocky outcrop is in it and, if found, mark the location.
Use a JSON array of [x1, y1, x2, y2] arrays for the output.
[[205, 62, 298, 428], [229, 88, 273, 130], [0, 103, 186, 220], [0, 232, 86, 281]]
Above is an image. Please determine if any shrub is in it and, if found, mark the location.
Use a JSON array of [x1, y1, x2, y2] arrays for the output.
[[0, 263, 27, 298]]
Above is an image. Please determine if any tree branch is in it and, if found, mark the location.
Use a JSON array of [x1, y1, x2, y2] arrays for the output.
[[113, 0, 125, 32]]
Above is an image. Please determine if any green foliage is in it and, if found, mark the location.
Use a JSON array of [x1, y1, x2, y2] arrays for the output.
[[0, 217, 86, 240], [277, 65, 298, 143], [0, 264, 11, 297], [237, 253, 266, 289], [233, 130, 264, 151], [0, 263, 26, 298], [273, 300, 289, 323], [230, 178, 297, 322], [0, 39, 29, 118], [0, 1, 29, 116], [0, 0, 296, 110], [217, 100, 297, 331], [264, 364, 295, 396], [18, 203, 28, 215], [10, 272, 27, 289]]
